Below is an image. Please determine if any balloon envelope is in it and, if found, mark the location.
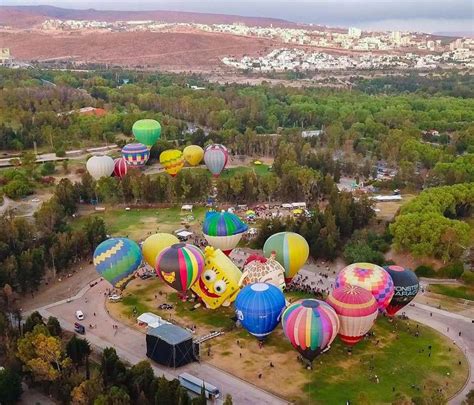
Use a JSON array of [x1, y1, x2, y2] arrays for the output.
[[113, 157, 128, 178], [93, 238, 142, 287], [183, 145, 204, 166], [159, 149, 185, 177], [203, 211, 248, 253], [384, 265, 419, 316], [240, 254, 286, 291], [235, 283, 286, 340], [142, 233, 179, 268], [326, 285, 378, 345], [122, 143, 150, 168], [263, 232, 309, 281], [282, 299, 339, 362], [155, 243, 204, 293], [335, 263, 394, 312], [204, 144, 228, 177], [86, 155, 115, 180], [132, 119, 161, 147]]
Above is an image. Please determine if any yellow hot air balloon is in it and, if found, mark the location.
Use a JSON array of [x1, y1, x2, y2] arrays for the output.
[[142, 233, 179, 267], [183, 145, 204, 166], [160, 149, 185, 177]]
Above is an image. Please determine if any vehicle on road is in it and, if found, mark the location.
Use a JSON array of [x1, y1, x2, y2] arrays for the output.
[[75, 310, 84, 320], [108, 294, 122, 302], [74, 322, 85, 334], [178, 372, 220, 400]]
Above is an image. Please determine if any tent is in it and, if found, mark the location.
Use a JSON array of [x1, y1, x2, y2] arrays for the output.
[[137, 312, 169, 329], [146, 324, 197, 368], [181, 204, 193, 212]]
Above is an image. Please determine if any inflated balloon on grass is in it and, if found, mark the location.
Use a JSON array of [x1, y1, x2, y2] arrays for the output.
[[202, 211, 248, 255], [384, 265, 419, 316], [86, 155, 115, 180], [204, 144, 228, 177], [183, 145, 204, 166], [142, 233, 179, 268], [122, 143, 150, 168], [113, 157, 128, 178], [159, 149, 185, 177]]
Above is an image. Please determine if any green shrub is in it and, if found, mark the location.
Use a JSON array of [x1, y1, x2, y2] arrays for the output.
[[461, 270, 474, 286], [438, 261, 464, 279], [40, 161, 56, 176], [55, 148, 66, 157], [415, 265, 436, 277]]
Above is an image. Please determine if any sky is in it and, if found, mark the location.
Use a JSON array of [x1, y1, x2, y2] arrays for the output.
[[3, 0, 474, 33]]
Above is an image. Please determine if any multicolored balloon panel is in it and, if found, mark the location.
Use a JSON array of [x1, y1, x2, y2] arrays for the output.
[[335, 263, 394, 312], [113, 157, 128, 178], [142, 233, 179, 268], [122, 143, 150, 168], [235, 283, 286, 340], [183, 145, 204, 166], [282, 299, 339, 362], [326, 285, 378, 345], [384, 265, 419, 316], [159, 149, 185, 177], [93, 238, 142, 287], [86, 155, 115, 180], [203, 211, 248, 253], [240, 254, 286, 291], [155, 243, 204, 293], [132, 119, 161, 147], [204, 144, 228, 177], [263, 232, 309, 282]]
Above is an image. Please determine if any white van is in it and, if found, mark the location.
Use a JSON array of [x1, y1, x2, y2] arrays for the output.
[[75, 310, 84, 320]]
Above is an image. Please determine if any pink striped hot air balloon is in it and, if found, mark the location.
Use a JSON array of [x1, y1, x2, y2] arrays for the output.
[[113, 157, 128, 178], [204, 144, 228, 177]]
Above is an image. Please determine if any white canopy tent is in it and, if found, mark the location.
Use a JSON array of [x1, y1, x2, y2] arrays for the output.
[[181, 204, 193, 212], [137, 312, 169, 329]]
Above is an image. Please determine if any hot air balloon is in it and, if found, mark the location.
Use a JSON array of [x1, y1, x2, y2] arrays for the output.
[[263, 232, 309, 282], [113, 157, 128, 178], [235, 283, 286, 340], [142, 233, 179, 268], [202, 211, 248, 255], [239, 253, 286, 291], [86, 155, 115, 180], [122, 143, 150, 168], [282, 299, 339, 363], [326, 285, 378, 346], [132, 119, 161, 148], [335, 263, 394, 312], [384, 265, 420, 316], [155, 243, 204, 297], [204, 144, 228, 177], [183, 145, 204, 166], [93, 238, 142, 288], [159, 149, 185, 177]]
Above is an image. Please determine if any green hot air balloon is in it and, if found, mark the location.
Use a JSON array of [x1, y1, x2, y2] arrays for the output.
[[132, 119, 161, 147]]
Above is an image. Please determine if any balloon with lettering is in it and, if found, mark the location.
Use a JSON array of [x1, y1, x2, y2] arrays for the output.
[[326, 285, 378, 345], [142, 233, 179, 268], [282, 299, 339, 363], [235, 283, 286, 340], [183, 145, 204, 166], [93, 238, 142, 288], [159, 149, 185, 177], [202, 211, 248, 255], [204, 144, 228, 177], [113, 157, 128, 178], [384, 265, 420, 316], [335, 263, 394, 312], [86, 155, 115, 180], [132, 119, 161, 148], [122, 143, 150, 168]]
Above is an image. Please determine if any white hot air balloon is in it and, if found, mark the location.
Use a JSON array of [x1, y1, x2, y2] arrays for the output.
[[86, 155, 115, 180]]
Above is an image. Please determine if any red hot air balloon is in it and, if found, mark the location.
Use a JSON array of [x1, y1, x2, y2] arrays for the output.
[[326, 285, 378, 346], [113, 157, 128, 178]]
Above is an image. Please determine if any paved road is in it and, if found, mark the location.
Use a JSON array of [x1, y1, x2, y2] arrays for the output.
[[33, 280, 288, 405]]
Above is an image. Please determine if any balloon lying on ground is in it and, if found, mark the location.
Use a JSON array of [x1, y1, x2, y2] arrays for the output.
[[263, 232, 309, 282], [122, 143, 150, 168], [204, 144, 228, 177], [335, 263, 394, 312], [93, 238, 142, 288], [235, 283, 286, 340], [142, 233, 179, 268], [239, 253, 286, 291], [191, 246, 242, 309], [155, 243, 204, 294], [282, 299, 339, 363], [159, 149, 185, 177], [202, 211, 248, 255], [183, 145, 204, 166], [326, 284, 378, 346], [113, 157, 128, 178], [384, 265, 420, 316], [132, 119, 161, 148], [86, 155, 115, 180]]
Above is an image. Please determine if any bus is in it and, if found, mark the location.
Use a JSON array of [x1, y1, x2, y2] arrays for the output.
[[178, 372, 220, 400]]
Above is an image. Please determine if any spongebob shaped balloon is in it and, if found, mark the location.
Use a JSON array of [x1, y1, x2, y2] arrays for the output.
[[191, 246, 242, 309]]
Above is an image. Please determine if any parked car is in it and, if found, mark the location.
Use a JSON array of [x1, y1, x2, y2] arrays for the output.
[[108, 294, 122, 302], [74, 322, 85, 335], [75, 310, 84, 320]]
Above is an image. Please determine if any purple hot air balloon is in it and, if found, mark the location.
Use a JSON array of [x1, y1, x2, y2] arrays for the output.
[[122, 143, 150, 168], [204, 144, 228, 177]]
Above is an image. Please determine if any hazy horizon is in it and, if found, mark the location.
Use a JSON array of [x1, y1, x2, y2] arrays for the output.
[[2, 0, 473, 33]]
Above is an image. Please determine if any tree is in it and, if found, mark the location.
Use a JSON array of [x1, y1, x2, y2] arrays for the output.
[[0, 368, 23, 404], [101, 348, 126, 388], [54, 178, 78, 215], [94, 386, 130, 405], [126, 361, 155, 403], [23, 311, 44, 333], [70, 376, 103, 405], [46, 316, 62, 337], [66, 335, 91, 377]]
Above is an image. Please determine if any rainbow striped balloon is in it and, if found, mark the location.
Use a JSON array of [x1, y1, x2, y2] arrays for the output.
[[263, 232, 309, 282], [326, 285, 378, 345], [282, 299, 339, 362], [122, 143, 150, 168], [155, 243, 205, 293], [335, 263, 394, 312], [93, 238, 142, 288], [203, 211, 248, 254]]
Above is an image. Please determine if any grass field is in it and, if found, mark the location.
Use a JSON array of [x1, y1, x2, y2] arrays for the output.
[[108, 277, 468, 404], [220, 163, 272, 179], [429, 284, 474, 301]]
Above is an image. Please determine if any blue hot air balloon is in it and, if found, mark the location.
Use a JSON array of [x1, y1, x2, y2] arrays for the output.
[[235, 283, 286, 340]]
